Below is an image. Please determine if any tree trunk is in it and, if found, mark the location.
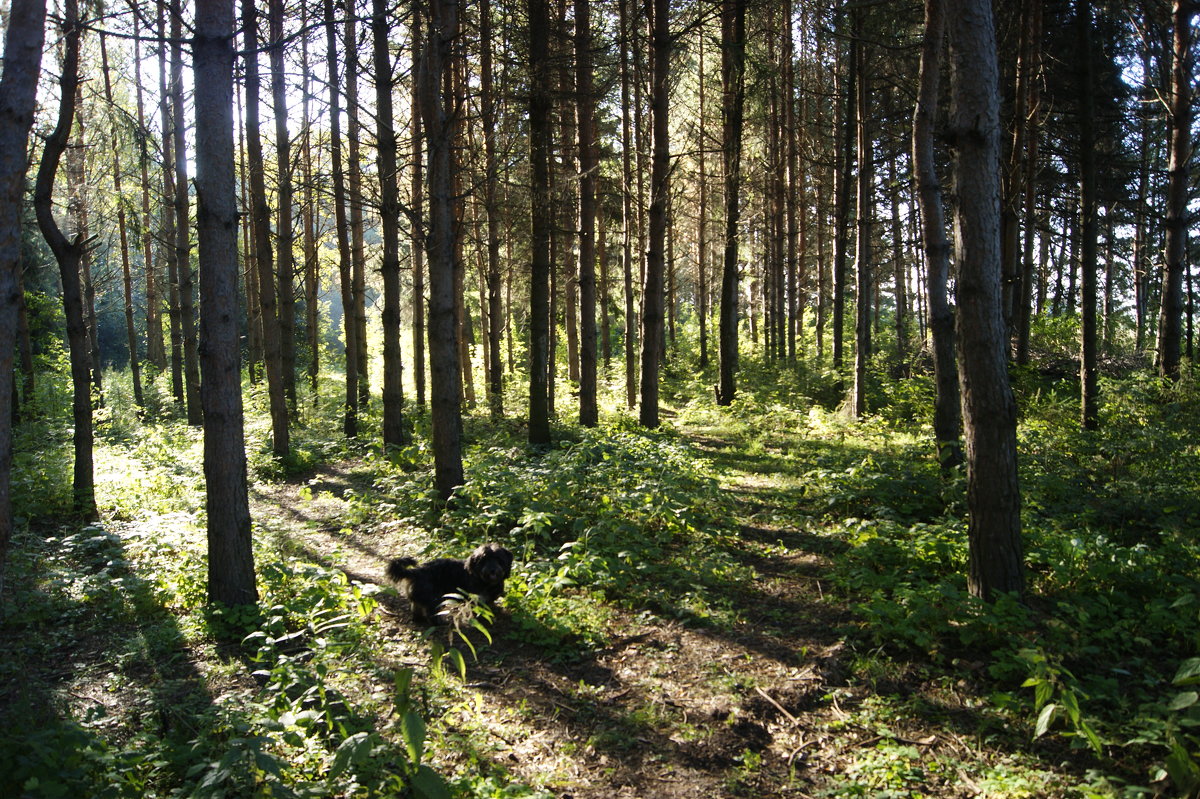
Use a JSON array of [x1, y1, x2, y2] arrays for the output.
[[244, 0, 290, 456], [481, 0, 505, 421], [948, 0, 1024, 602], [577, 0, 598, 427], [35, 0, 96, 520], [375, 0, 407, 448], [913, 0, 962, 470], [325, 0, 359, 435], [172, 0, 202, 425], [300, 6, 319, 399], [411, 2, 427, 408], [194, 0, 257, 609], [851, 8, 871, 419], [716, 0, 747, 406], [158, 3, 183, 404], [269, 0, 297, 409], [0, 0, 46, 600], [421, 0, 466, 496], [619, 0, 637, 410], [639, 0, 669, 428], [100, 34, 145, 407], [345, 11, 370, 407], [529, 0, 553, 445], [1076, 0, 1099, 430], [132, 13, 165, 375], [832, 21, 857, 375], [1158, 0, 1193, 380]]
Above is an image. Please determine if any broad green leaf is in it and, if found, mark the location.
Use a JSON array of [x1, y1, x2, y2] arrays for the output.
[[401, 711, 426, 764], [1168, 691, 1199, 711], [1174, 658, 1200, 686], [410, 764, 453, 799], [1035, 703, 1058, 738]]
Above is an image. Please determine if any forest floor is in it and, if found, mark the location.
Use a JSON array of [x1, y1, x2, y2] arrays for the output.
[[240, 421, 1064, 798]]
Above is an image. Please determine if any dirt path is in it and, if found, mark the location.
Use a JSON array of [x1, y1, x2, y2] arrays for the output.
[[247, 440, 966, 798]]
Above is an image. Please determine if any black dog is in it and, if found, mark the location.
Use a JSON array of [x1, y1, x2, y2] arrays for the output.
[[385, 543, 514, 624]]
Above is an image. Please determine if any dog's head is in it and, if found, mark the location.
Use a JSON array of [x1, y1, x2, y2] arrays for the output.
[[465, 543, 513, 587]]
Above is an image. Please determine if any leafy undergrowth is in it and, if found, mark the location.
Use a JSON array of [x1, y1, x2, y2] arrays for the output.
[[1, 366, 1199, 797]]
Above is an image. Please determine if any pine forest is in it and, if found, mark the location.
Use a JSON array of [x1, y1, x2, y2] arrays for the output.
[[1, 0, 1199, 795]]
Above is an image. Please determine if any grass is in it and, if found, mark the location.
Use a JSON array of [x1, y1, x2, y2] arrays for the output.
[[2, 341, 1199, 798]]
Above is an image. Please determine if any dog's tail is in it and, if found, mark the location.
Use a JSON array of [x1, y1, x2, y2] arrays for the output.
[[386, 557, 418, 583]]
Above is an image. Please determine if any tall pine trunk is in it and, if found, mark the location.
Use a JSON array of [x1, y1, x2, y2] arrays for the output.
[[913, 0, 962, 470], [1159, 0, 1193, 379], [421, 0, 466, 495], [325, 0, 359, 435], [577, 0, 598, 427], [639, 0, 669, 427], [716, 0, 747, 406], [244, 0, 290, 456], [172, 0, 202, 425], [194, 0, 257, 609], [375, 0, 408, 448], [528, 0, 553, 445], [948, 0, 1024, 602], [269, 0, 297, 408]]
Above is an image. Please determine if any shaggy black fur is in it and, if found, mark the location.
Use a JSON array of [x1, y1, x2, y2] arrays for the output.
[[385, 543, 514, 624]]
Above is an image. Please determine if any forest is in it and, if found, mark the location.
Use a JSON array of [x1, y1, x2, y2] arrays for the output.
[[1, 0, 1199, 795]]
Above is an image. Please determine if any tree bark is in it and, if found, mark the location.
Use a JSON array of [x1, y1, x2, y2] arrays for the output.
[[325, 0, 359, 435], [158, 2, 184, 405], [913, 0, 962, 471], [528, 0, 553, 445], [172, 0, 202, 425], [1076, 0, 1099, 430], [244, 0, 290, 456], [35, 0, 96, 521], [100, 33, 145, 407], [345, 11, 370, 407], [269, 0, 297, 409], [421, 0, 466, 496], [132, 12, 165, 375], [948, 0, 1024, 601], [482, 0, 505, 421], [1158, 0, 1193, 380], [639, 0, 669, 428], [577, 0, 598, 428], [851, 8, 871, 418], [716, 0, 747, 406], [411, 3, 427, 407], [194, 0, 257, 609], [374, 0, 408, 448], [619, 0, 637, 410], [0, 0, 46, 599]]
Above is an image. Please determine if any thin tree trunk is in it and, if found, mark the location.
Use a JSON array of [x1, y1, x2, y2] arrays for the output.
[[913, 0, 962, 470], [716, 0, 747, 406], [832, 21, 857, 375], [345, 11, 370, 407], [577, 0, 598, 427], [639, 0, 669, 428], [529, 0, 553, 444], [325, 0, 359, 436], [619, 0, 637, 409], [300, 6, 319, 399], [851, 8, 871, 419], [172, 0, 202, 425], [948, 0, 1024, 601], [244, 0, 290, 456], [411, 2, 427, 408], [195, 0, 257, 609], [375, 0, 407, 448], [100, 34, 144, 407], [1159, 0, 1193, 379], [269, 0, 297, 409], [35, 0, 96, 520], [482, 0, 504, 420], [132, 13, 165, 374], [158, 2, 183, 404], [1077, 0, 1099, 430]]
